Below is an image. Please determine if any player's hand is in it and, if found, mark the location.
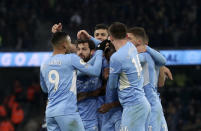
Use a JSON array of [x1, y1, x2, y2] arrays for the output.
[[51, 23, 62, 33], [98, 104, 111, 113], [163, 66, 173, 80], [103, 68, 109, 80], [77, 30, 91, 40], [137, 45, 146, 53], [96, 40, 111, 51], [77, 92, 88, 102], [90, 89, 101, 97]]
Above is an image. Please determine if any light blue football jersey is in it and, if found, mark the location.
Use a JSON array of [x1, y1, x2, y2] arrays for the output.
[[139, 52, 156, 87], [146, 46, 166, 66], [108, 41, 145, 107], [77, 51, 102, 128], [40, 50, 103, 117], [101, 82, 122, 131], [77, 75, 101, 128]]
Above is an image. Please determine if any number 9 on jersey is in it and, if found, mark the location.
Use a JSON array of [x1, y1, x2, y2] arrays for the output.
[[48, 70, 60, 91]]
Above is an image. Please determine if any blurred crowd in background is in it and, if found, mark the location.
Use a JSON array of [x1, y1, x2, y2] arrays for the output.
[[0, 0, 201, 51], [0, 68, 46, 131]]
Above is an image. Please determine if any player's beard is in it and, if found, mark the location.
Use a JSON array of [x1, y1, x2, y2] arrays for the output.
[[79, 54, 91, 62]]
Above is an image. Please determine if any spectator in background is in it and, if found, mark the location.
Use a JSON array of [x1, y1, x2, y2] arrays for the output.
[[0, 105, 15, 131], [0, 0, 201, 50], [70, 12, 82, 26]]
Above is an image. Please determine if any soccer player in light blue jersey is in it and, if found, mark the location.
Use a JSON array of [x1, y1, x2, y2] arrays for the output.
[[108, 22, 151, 131], [98, 43, 122, 131], [155, 66, 172, 131], [77, 24, 110, 130], [127, 27, 167, 131], [145, 32, 173, 131], [76, 39, 102, 131], [40, 32, 106, 131], [77, 26, 124, 131]]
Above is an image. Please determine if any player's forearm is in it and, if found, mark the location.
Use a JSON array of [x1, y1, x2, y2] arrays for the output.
[[158, 66, 166, 87], [90, 37, 102, 47], [146, 46, 166, 66], [89, 87, 105, 97], [110, 101, 121, 109], [77, 54, 97, 76], [75, 50, 103, 77], [87, 50, 103, 76]]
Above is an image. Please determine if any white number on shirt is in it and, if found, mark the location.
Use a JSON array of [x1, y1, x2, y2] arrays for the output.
[[132, 55, 142, 77], [48, 70, 60, 91]]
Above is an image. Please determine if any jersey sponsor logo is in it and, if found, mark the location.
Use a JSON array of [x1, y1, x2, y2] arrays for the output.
[[80, 59, 86, 65]]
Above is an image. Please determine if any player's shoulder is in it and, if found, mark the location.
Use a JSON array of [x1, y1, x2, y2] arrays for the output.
[[40, 56, 51, 70], [140, 52, 149, 57], [110, 51, 119, 61], [69, 53, 78, 58], [143, 52, 153, 60]]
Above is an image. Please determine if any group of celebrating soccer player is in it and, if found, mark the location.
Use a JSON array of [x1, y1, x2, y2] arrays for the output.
[[40, 22, 173, 131]]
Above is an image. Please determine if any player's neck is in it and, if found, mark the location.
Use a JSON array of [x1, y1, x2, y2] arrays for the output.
[[52, 48, 66, 56], [113, 39, 127, 51]]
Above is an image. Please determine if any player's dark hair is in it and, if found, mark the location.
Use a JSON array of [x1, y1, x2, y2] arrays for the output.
[[104, 41, 116, 62], [51, 32, 69, 46], [76, 39, 95, 50], [127, 27, 147, 40], [95, 24, 108, 31], [109, 22, 127, 39]]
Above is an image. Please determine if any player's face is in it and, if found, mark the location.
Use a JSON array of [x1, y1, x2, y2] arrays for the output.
[[76, 43, 92, 62], [70, 44, 77, 53], [94, 29, 108, 41], [64, 35, 73, 53], [64, 41, 71, 53], [127, 33, 140, 47]]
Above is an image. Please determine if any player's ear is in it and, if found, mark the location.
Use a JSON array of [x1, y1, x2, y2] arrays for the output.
[[109, 36, 113, 42]]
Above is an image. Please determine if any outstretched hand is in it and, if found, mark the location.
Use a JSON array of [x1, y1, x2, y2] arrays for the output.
[[98, 103, 111, 113], [96, 40, 111, 51], [163, 66, 173, 80], [77, 92, 88, 102], [51, 23, 62, 33], [136, 45, 147, 53]]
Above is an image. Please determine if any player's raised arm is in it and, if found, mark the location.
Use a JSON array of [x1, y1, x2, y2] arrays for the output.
[[146, 46, 166, 66], [51, 23, 62, 33], [90, 37, 102, 46], [76, 49, 102, 76]]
